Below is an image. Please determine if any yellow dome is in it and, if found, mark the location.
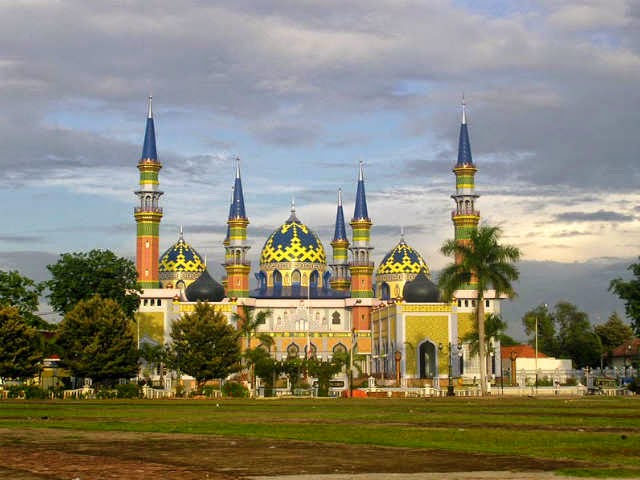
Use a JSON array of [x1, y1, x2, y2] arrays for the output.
[[377, 238, 430, 275], [158, 232, 205, 288], [260, 210, 326, 265]]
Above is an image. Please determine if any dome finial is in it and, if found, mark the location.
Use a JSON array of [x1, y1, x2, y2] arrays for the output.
[[235, 156, 241, 179], [291, 196, 296, 214], [358, 160, 365, 181], [461, 93, 466, 125], [147, 95, 153, 119], [338, 187, 342, 206], [400, 225, 405, 241], [179, 224, 184, 240]]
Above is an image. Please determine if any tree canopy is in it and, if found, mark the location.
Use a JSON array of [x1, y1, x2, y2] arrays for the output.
[[594, 312, 633, 358], [609, 258, 640, 335], [522, 301, 602, 368], [439, 224, 521, 395], [0, 306, 43, 381], [56, 296, 139, 386], [0, 269, 50, 329], [46, 250, 140, 317], [168, 302, 241, 384]]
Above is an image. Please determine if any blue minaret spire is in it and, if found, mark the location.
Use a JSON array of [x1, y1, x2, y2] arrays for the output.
[[352, 160, 370, 221], [141, 95, 158, 161], [229, 157, 247, 219], [456, 95, 473, 167], [333, 188, 347, 242]]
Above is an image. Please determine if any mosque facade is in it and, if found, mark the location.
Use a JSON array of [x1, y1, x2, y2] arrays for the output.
[[135, 97, 502, 385]]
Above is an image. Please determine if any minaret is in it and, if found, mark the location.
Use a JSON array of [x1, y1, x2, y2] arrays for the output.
[[349, 162, 374, 330], [134, 96, 163, 289], [224, 158, 251, 298], [451, 98, 480, 281], [330, 188, 350, 291]]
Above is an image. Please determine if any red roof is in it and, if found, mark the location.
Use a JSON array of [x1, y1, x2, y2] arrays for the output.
[[610, 338, 640, 357], [501, 345, 548, 359]]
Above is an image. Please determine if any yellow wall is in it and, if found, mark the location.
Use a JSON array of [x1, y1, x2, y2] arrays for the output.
[[404, 314, 450, 376]]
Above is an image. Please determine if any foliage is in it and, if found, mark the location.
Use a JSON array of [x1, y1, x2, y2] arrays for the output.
[[0, 306, 43, 381], [439, 224, 521, 395], [168, 302, 241, 384], [280, 356, 305, 393], [57, 296, 139, 386], [0, 269, 51, 329], [222, 381, 249, 397], [522, 304, 558, 356], [46, 249, 140, 317], [594, 312, 634, 358], [115, 383, 141, 399], [627, 377, 640, 394], [609, 257, 640, 336], [5, 385, 47, 399], [462, 313, 508, 356], [246, 346, 280, 397], [522, 302, 603, 368], [306, 354, 346, 397]]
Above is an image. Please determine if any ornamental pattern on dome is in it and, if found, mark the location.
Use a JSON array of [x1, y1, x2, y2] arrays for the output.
[[377, 239, 430, 275], [159, 236, 206, 273], [260, 213, 326, 265]]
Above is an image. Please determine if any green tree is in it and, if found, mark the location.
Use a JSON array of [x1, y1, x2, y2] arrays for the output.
[[280, 356, 305, 394], [246, 346, 281, 397], [555, 301, 602, 368], [307, 354, 347, 397], [57, 296, 138, 387], [46, 250, 140, 317], [522, 304, 558, 357], [462, 313, 509, 356], [0, 306, 43, 381], [438, 225, 521, 395], [609, 258, 640, 335], [594, 312, 634, 362], [232, 305, 272, 396], [0, 269, 50, 329], [168, 302, 241, 385]]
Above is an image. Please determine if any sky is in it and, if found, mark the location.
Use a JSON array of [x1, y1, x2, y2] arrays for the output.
[[0, 0, 639, 337]]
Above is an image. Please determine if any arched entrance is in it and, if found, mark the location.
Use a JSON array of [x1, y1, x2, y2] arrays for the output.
[[418, 340, 437, 379]]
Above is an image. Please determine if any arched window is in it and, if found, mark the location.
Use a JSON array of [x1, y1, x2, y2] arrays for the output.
[[331, 311, 341, 325], [273, 270, 282, 288], [291, 270, 301, 287], [381, 283, 390, 300], [333, 343, 347, 355], [309, 270, 319, 289], [286, 343, 300, 358]]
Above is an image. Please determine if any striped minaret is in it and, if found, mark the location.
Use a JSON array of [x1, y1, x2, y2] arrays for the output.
[[330, 188, 350, 291], [134, 96, 163, 289], [451, 98, 480, 285], [349, 162, 374, 330], [224, 158, 251, 298]]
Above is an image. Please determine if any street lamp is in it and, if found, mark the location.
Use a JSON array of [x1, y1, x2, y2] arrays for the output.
[[440, 342, 460, 397]]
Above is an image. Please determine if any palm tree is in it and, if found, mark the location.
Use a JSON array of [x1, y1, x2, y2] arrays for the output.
[[438, 225, 520, 395], [232, 305, 272, 396]]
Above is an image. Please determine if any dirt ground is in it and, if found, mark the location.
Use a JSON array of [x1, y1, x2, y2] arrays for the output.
[[0, 428, 594, 480]]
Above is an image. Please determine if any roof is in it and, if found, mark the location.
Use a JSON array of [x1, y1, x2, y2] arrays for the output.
[[456, 100, 473, 167], [141, 96, 158, 161], [610, 338, 640, 357], [501, 345, 548, 360], [260, 209, 326, 265], [332, 189, 347, 242], [377, 238, 430, 275], [352, 161, 370, 221], [159, 233, 206, 273], [229, 159, 247, 220]]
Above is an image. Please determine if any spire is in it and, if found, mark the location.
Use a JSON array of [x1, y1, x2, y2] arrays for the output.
[[287, 197, 300, 223], [229, 157, 247, 219], [333, 188, 347, 241], [352, 161, 370, 221], [141, 95, 158, 161], [456, 96, 473, 167], [400, 225, 405, 242], [179, 224, 184, 240]]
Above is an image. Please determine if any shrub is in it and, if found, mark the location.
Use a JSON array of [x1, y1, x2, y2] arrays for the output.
[[7, 385, 46, 399], [202, 385, 220, 397], [116, 383, 140, 399], [222, 381, 249, 398], [627, 377, 640, 394]]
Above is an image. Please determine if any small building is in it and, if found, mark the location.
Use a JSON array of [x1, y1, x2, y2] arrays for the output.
[[609, 338, 640, 373], [501, 345, 572, 385]]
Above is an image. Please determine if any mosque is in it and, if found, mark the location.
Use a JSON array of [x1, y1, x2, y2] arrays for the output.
[[134, 97, 502, 386]]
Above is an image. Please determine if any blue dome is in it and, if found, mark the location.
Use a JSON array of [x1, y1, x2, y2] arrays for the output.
[[159, 235, 205, 273], [377, 238, 430, 275], [260, 211, 326, 265]]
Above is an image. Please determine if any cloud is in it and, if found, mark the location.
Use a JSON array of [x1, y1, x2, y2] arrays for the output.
[[554, 210, 635, 223]]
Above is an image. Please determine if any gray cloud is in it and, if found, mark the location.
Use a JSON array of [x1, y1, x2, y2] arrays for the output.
[[554, 210, 635, 223]]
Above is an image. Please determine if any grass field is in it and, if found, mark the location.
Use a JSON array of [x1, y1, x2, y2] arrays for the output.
[[0, 396, 639, 479]]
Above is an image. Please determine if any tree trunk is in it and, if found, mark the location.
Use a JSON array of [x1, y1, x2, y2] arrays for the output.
[[476, 294, 488, 395]]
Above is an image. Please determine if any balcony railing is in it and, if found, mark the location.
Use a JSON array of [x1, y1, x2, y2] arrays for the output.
[[452, 209, 479, 218], [134, 207, 164, 214], [349, 260, 375, 267]]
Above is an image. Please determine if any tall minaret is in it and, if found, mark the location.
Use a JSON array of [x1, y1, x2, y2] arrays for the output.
[[330, 188, 350, 291], [224, 158, 251, 298], [134, 96, 163, 289], [451, 98, 480, 278], [349, 162, 374, 330]]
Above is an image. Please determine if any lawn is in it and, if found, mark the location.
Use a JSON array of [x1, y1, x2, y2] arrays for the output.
[[0, 396, 639, 479]]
